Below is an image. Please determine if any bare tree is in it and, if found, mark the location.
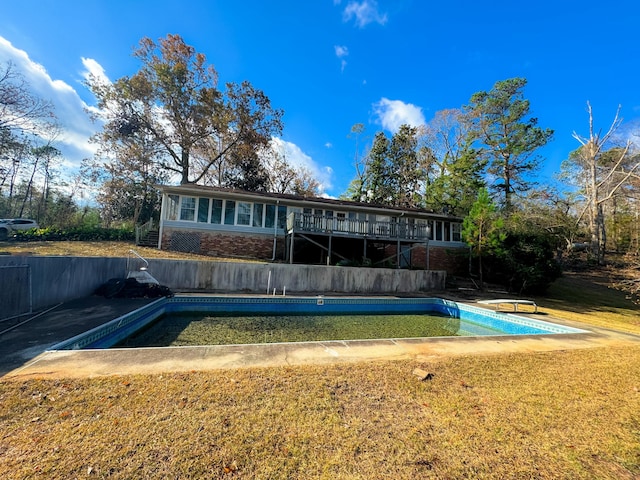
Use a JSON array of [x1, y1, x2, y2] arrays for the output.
[[571, 102, 640, 264], [0, 62, 54, 133], [263, 142, 320, 196], [0, 61, 59, 219]]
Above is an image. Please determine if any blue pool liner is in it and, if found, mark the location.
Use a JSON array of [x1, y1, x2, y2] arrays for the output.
[[50, 296, 588, 351]]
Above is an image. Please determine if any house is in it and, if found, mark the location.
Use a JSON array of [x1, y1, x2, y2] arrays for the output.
[[157, 185, 467, 273]]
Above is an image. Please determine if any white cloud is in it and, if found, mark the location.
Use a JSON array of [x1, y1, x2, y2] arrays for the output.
[[334, 45, 348, 72], [334, 45, 348, 58], [613, 118, 640, 152], [372, 98, 426, 133], [270, 137, 334, 194], [81, 57, 110, 85], [342, 1, 388, 28], [0, 36, 99, 174]]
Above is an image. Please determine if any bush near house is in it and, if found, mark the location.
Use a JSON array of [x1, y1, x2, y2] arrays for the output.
[[11, 226, 134, 242]]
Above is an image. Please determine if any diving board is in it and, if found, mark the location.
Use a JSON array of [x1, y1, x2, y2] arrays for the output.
[[477, 299, 538, 313]]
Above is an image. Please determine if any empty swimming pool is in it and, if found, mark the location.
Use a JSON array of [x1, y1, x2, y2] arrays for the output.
[[50, 296, 588, 351]]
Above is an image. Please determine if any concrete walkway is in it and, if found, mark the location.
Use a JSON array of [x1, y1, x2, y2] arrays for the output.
[[2, 295, 640, 380]]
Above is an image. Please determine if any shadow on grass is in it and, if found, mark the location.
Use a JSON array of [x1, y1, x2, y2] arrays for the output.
[[542, 272, 637, 314]]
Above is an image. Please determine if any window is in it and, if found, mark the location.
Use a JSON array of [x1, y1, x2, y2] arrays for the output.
[[224, 200, 236, 225], [302, 207, 313, 229], [211, 199, 223, 224], [434, 221, 443, 241], [166, 194, 179, 220], [407, 218, 416, 238], [237, 202, 251, 225], [313, 208, 324, 229], [451, 223, 462, 242], [197, 198, 210, 223], [416, 219, 429, 239], [444, 222, 451, 242], [277, 205, 287, 229], [180, 197, 196, 221], [253, 203, 264, 227], [265, 204, 276, 228]]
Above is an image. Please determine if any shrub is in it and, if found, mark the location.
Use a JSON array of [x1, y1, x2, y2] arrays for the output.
[[483, 231, 562, 295], [12, 226, 135, 242]]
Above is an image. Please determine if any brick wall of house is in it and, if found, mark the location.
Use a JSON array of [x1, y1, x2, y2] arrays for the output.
[[427, 246, 468, 275], [162, 228, 284, 260]]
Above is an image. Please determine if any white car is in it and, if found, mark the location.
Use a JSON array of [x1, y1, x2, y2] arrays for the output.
[[0, 218, 39, 240]]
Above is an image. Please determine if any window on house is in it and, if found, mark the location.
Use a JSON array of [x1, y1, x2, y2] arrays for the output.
[[444, 222, 451, 242], [452, 223, 462, 242], [302, 207, 312, 229], [265, 204, 276, 228], [211, 199, 223, 224], [180, 197, 196, 221], [407, 218, 415, 238], [435, 221, 443, 241], [416, 219, 428, 238], [277, 205, 287, 229], [237, 202, 251, 225], [313, 208, 324, 229], [166, 194, 179, 220], [224, 200, 236, 225], [253, 203, 264, 227], [197, 198, 210, 223], [325, 210, 334, 230]]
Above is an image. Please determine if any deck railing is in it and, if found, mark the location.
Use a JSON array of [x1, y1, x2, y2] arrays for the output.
[[135, 218, 154, 245], [287, 212, 430, 241]]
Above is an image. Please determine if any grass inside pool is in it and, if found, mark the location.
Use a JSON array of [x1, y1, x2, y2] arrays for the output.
[[115, 313, 462, 347]]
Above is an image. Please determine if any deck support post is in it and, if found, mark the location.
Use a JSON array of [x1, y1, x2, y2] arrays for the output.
[[289, 232, 294, 264]]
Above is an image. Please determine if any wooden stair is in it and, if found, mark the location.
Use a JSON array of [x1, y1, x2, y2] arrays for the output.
[[136, 228, 159, 247]]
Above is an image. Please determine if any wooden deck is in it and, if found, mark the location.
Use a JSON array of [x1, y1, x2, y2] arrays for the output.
[[286, 212, 430, 242]]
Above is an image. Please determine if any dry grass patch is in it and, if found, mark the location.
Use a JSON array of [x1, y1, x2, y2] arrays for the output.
[[2, 346, 639, 479], [0, 240, 259, 263]]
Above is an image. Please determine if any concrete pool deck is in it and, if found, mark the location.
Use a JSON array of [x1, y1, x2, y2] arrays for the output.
[[2, 294, 640, 380]]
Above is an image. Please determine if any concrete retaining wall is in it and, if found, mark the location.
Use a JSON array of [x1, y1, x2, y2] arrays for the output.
[[0, 256, 128, 313], [0, 256, 446, 312]]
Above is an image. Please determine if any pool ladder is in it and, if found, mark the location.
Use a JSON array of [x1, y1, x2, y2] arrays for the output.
[[127, 249, 159, 284]]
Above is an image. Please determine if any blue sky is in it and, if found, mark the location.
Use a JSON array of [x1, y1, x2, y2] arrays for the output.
[[1, 0, 639, 198]]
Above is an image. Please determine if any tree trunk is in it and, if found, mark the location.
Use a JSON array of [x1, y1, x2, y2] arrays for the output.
[[596, 203, 606, 265]]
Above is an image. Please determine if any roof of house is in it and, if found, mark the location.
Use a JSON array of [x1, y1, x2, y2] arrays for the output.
[[160, 184, 461, 220]]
